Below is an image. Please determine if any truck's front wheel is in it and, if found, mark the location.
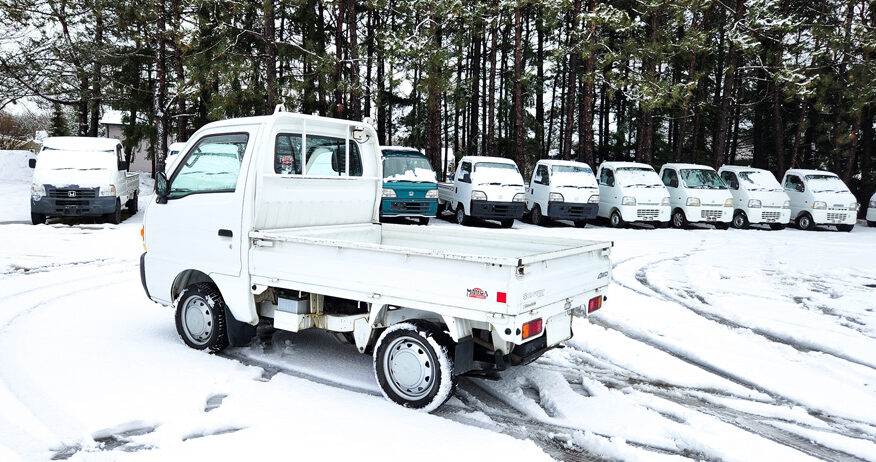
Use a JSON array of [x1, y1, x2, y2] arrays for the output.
[[374, 322, 455, 412], [105, 199, 122, 225], [175, 282, 229, 352], [455, 205, 471, 226]]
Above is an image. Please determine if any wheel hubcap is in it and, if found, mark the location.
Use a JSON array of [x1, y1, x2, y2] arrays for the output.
[[734, 216, 743, 227], [383, 336, 435, 401], [182, 296, 213, 345], [674, 213, 682, 226], [611, 214, 618, 226]]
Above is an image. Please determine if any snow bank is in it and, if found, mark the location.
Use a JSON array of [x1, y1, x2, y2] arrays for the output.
[[0, 150, 35, 182]]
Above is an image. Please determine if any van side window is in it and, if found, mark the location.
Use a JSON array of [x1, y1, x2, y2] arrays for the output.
[[721, 171, 738, 189], [784, 175, 803, 191], [662, 169, 678, 187], [536, 165, 549, 185], [460, 162, 472, 182], [600, 168, 614, 186], [275, 134, 302, 174], [304, 135, 361, 177], [170, 133, 249, 198]]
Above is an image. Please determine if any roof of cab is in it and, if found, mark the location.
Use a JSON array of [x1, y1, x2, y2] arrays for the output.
[[42, 136, 121, 151], [196, 111, 377, 138], [599, 161, 654, 170], [459, 155, 518, 165], [662, 162, 715, 170], [718, 165, 767, 173], [784, 168, 838, 177], [536, 159, 592, 168], [379, 146, 424, 156]]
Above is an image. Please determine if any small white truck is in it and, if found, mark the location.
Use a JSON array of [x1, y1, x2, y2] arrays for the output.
[[141, 111, 612, 411], [526, 159, 599, 227], [437, 156, 526, 228], [867, 192, 876, 227], [29, 136, 140, 224], [596, 161, 671, 228], [782, 169, 858, 232], [717, 165, 791, 230], [660, 163, 733, 229]]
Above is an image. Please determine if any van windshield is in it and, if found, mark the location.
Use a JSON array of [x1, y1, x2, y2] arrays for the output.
[[474, 162, 523, 186], [805, 175, 849, 193], [738, 171, 782, 191], [681, 169, 726, 189], [550, 165, 597, 187], [616, 167, 662, 188], [35, 150, 116, 171], [383, 155, 436, 183]]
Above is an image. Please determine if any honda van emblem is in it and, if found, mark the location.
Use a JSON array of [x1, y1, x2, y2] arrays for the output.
[[409, 191, 414, 197], [68, 191, 76, 197]]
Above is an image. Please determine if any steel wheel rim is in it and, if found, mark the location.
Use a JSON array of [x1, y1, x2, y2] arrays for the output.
[[801, 216, 810, 228], [182, 295, 213, 345], [611, 213, 619, 226], [383, 335, 436, 401], [673, 212, 683, 227], [456, 208, 464, 224], [734, 215, 744, 228]]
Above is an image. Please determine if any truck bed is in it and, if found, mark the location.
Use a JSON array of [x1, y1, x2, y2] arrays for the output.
[[249, 223, 612, 320]]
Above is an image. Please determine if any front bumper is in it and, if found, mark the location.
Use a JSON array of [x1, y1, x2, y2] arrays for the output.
[[685, 206, 732, 223], [547, 202, 598, 221], [746, 207, 791, 224], [470, 200, 526, 220], [618, 205, 670, 223], [811, 209, 857, 226], [380, 198, 438, 218], [31, 194, 116, 217]]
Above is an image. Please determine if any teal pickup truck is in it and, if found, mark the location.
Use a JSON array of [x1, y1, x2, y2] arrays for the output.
[[380, 146, 439, 225]]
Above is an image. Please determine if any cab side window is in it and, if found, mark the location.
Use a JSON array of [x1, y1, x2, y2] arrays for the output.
[[721, 171, 738, 189], [304, 135, 362, 177], [459, 162, 472, 183], [662, 169, 678, 187], [170, 133, 249, 198], [275, 134, 302, 174], [784, 175, 803, 192], [600, 168, 614, 186], [536, 165, 549, 185]]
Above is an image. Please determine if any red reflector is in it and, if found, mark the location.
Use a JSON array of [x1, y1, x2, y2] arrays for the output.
[[521, 318, 543, 340], [497, 292, 506, 303], [588, 296, 603, 313]]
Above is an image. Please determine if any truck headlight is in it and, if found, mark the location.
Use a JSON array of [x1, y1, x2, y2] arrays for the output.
[[381, 188, 396, 198], [513, 193, 525, 202], [812, 201, 826, 210], [724, 198, 734, 207], [472, 190, 487, 201], [783, 200, 791, 209], [686, 197, 700, 206], [549, 192, 564, 202], [748, 199, 761, 208], [622, 196, 636, 206], [425, 189, 438, 198], [99, 185, 116, 197], [661, 197, 670, 206], [588, 194, 599, 204], [849, 202, 859, 211], [31, 183, 46, 199]]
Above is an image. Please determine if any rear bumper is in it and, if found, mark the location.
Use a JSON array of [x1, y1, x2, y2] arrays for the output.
[[547, 202, 598, 220], [470, 200, 525, 220], [380, 198, 438, 218], [31, 195, 116, 217]]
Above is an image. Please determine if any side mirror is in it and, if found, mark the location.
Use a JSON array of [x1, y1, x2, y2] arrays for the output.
[[796, 184, 804, 192], [119, 160, 129, 171], [155, 171, 169, 203], [28, 158, 36, 168], [462, 172, 471, 183]]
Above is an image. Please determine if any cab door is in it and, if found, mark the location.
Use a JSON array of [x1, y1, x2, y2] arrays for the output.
[[529, 163, 550, 210], [456, 161, 473, 210], [783, 174, 806, 213], [597, 167, 615, 217]]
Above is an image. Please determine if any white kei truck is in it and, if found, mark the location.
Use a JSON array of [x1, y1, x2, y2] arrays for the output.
[[140, 111, 613, 411], [717, 165, 791, 230], [526, 160, 600, 228], [781, 169, 859, 232], [437, 156, 526, 228], [660, 163, 733, 229], [29, 136, 140, 225], [596, 161, 671, 228], [868, 192, 876, 227]]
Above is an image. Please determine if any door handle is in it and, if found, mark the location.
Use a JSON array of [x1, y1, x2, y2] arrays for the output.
[[218, 229, 233, 237]]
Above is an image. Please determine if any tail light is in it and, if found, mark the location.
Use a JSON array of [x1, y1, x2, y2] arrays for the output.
[[521, 318, 543, 340], [588, 296, 603, 313]]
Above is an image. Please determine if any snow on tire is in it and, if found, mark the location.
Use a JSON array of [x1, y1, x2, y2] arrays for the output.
[[373, 322, 455, 412], [175, 282, 229, 352]]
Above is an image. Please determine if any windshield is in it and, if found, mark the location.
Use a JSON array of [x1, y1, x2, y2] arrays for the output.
[[383, 155, 436, 182], [550, 165, 597, 187], [805, 175, 849, 193], [738, 171, 782, 192], [474, 162, 523, 186], [681, 169, 726, 189], [616, 167, 663, 188], [35, 150, 116, 171]]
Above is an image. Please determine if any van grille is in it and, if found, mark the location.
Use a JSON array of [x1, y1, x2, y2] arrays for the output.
[[700, 209, 724, 220], [761, 211, 781, 220], [49, 188, 97, 198], [826, 213, 847, 221], [636, 209, 660, 219]]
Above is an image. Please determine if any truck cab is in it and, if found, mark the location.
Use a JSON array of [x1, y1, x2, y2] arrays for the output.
[[596, 161, 670, 228], [867, 192, 876, 227], [782, 169, 858, 232], [437, 156, 526, 228], [29, 136, 140, 225], [717, 165, 791, 230], [379, 146, 438, 225], [526, 160, 599, 227], [660, 163, 733, 229]]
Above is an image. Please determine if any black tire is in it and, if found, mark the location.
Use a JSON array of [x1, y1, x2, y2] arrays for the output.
[[31, 212, 45, 225], [418, 217, 430, 226], [769, 223, 786, 231], [868, 220, 876, 228], [175, 282, 229, 352], [105, 199, 122, 225], [373, 322, 455, 411], [499, 219, 514, 228], [609, 210, 625, 228], [796, 213, 815, 231], [128, 191, 139, 213], [455, 205, 471, 226], [837, 224, 854, 232], [714, 222, 730, 230], [531, 205, 547, 226], [732, 211, 749, 229], [574, 220, 587, 228], [671, 209, 688, 229]]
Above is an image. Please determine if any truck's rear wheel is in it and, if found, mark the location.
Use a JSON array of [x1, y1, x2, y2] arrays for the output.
[[374, 322, 455, 412], [127, 191, 139, 213], [31, 212, 45, 225], [175, 282, 229, 352]]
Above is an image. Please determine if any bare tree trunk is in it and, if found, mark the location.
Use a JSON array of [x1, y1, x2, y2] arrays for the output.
[[579, 0, 597, 165], [375, 8, 386, 143], [88, 10, 103, 137], [561, 0, 582, 160], [712, 0, 745, 169], [487, 2, 498, 157], [154, 0, 168, 176], [514, 7, 524, 170], [264, 0, 277, 112], [468, 15, 482, 155], [347, 0, 361, 120], [426, 5, 443, 174], [536, 6, 545, 158], [334, 0, 346, 118], [172, 0, 186, 140]]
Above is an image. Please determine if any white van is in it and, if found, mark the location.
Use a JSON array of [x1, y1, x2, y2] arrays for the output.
[[437, 156, 526, 227], [596, 161, 670, 228], [659, 163, 733, 229], [867, 192, 875, 227], [717, 165, 791, 230], [164, 141, 187, 174], [781, 169, 858, 231], [526, 159, 599, 227], [29, 137, 140, 225]]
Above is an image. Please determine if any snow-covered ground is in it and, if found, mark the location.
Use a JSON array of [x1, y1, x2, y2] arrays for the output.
[[1, 161, 875, 460]]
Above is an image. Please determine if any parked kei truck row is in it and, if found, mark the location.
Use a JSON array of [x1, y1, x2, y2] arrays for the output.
[[140, 110, 613, 411]]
